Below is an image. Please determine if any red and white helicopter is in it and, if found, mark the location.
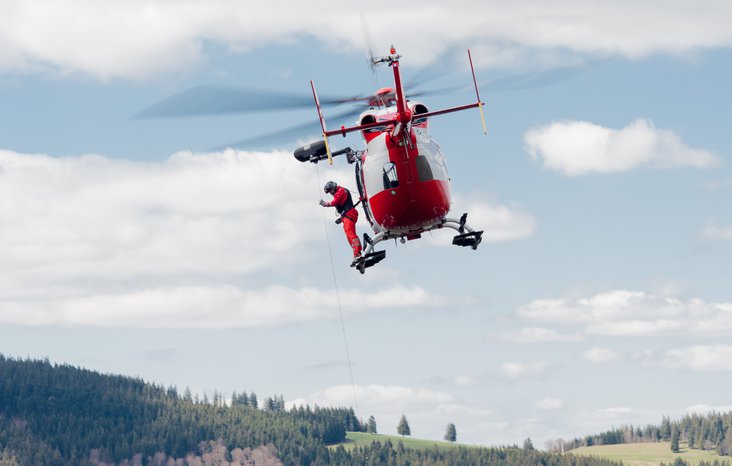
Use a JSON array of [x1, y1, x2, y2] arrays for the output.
[[137, 45, 496, 274], [294, 46, 485, 273]]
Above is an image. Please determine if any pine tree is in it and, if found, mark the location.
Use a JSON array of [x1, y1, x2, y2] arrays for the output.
[[444, 423, 457, 442], [367, 416, 378, 434], [397, 415, 411, 437], [671, 425, 681, 453], [716, 426, 732, 456], [523, 437, 535, 450], [661, 416, 672, 440]]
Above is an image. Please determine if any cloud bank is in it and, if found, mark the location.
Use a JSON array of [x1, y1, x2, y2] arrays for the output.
[[2, 1, 732, 79], [0, 284, 438, 329], [524, 119, 720, 176], [661, 345, 732, 372], [0, 149, 528, 328], [517, 289, 732, 338]]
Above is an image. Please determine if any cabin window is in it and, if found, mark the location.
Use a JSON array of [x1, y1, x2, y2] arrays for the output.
[[382, 162, 399, 189], [416, 155, 434, 182], [417, 140, 449, 181]]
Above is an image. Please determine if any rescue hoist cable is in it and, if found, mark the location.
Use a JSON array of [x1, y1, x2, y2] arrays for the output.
[[314, 164, 361, 422]]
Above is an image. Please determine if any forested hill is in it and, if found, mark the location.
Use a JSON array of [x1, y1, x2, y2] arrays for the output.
[[550, 411, 732, 457], [1, 355, 620, 466], [0, 355, 353, 465]]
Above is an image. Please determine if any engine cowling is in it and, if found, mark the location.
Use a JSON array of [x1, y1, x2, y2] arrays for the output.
[[293, 140, 326, 163], [411, 103, 429, 115]]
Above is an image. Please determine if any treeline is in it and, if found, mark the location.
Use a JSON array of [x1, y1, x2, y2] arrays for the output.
[[332, 440, 622, 466], [550, 412, 732, 456], [661, 460, 732, 466], [1, 355, 625, 466], [0, 355, 355, 465]]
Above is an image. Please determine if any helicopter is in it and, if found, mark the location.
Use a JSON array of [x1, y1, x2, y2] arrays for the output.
[[294, 46, 485, 273], [136, 45, 495, 274]]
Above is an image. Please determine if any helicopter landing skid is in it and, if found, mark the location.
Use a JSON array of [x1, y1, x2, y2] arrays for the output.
[[355, 213, 482, 273], [351, 250, 386, 274], [450, 213, 483, 250], [452, 231, 483, 249]]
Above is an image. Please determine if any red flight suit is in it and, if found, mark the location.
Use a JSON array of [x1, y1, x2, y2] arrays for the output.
[[324, 186, 362, 258]]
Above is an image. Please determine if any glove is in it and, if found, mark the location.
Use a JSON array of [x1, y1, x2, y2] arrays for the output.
[[335, 217, 343, 224], [319, 199, 326, 206]]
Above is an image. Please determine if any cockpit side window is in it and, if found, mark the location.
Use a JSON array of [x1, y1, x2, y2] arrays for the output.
[[416, 155, 434, 182], [382, 162, 399, 189]]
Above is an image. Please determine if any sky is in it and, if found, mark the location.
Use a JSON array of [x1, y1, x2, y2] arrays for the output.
[[1, 0, 732, 448]]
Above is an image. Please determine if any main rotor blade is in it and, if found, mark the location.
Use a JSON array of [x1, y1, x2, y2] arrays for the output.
[[481, 60, 604, 92], [133, 85, 367, 119], [212, 107, 365, 151], [409, 60, 605, 98]]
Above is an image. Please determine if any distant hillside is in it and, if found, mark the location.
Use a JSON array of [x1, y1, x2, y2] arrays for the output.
[[0, 355, 353, 465], [548, 411, 732, 459], [571, 441, 730, 466], [1, 354, 621, 466]]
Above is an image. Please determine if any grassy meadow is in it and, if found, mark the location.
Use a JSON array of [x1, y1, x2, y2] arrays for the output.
[[570, 442, 726, 466], [333, 436, 731, 466], [331, 432, 461, 451]]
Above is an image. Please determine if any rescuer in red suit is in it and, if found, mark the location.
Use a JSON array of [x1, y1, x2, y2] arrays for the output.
[[320, 181, 362, 262]]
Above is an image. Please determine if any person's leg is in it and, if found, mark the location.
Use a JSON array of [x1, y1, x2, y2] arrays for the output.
[[342, 218, 362, 257]]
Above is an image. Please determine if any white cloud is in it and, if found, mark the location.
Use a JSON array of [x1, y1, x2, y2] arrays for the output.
[[452, 197, 537, 243], [517, 289, 732, 338], [422, 195, 536, 247], [662, 345, 732, 372], [2, 1, 732, 79], [501, 327, 583, 343], [516, 299, 589, 325], [598, 407, 634, 414], [0, 149, 450, 328], [699, 222, 732, 241], [580, 347, 621, 364], [524, 119, 720, 176], [587, 319, 685, 336], [0, 149, 324, 283], [294, 384, 453, 407], [686, 404, 732, 414], [499, 361, 549, 379], [535, 397, 563, 410], [0, 284, 437, 329]]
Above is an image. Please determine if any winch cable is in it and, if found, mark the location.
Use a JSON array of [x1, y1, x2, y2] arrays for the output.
[[314, 165, 361, 422]]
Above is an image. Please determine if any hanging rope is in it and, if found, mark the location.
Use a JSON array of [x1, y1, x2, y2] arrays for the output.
[[314, 165, 361, 422]]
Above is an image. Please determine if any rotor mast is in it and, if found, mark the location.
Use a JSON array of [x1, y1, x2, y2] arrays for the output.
[[309, 45, 486, 155], [372, 46, 411, 130]]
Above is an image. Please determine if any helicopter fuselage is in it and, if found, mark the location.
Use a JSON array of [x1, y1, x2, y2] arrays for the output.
[[356, 104, 451, 238]]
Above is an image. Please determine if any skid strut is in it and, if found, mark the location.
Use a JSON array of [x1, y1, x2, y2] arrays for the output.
[[354, 213, 482, 273]]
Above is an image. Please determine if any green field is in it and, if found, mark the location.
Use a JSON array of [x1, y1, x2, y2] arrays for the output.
[[570, 442, 726, 466], [330, 432, 461, 451]]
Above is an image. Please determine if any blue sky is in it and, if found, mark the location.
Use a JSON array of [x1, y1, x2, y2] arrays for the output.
[[1, 0, 732, 447]]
